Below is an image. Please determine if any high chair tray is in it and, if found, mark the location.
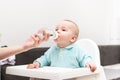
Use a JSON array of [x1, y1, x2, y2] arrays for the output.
[[6, 65, 101, 80]]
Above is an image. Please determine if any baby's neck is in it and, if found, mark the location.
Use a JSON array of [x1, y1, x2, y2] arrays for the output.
[[57, 42, 73, 48]]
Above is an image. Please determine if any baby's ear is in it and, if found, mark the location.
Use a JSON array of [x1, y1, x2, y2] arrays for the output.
[[70, 35, 77, 42]]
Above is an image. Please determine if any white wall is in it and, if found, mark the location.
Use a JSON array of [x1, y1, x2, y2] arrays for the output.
[[0, 0, 114, 47], [109, 0, 120, 44]]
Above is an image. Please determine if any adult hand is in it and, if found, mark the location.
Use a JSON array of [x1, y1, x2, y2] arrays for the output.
[[23, 29, 50, 50]]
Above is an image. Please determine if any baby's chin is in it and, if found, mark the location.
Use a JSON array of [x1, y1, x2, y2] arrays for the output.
[[53, 39, 58, 43], [54, 37, 59, 41], [54, 39, 62, 45]]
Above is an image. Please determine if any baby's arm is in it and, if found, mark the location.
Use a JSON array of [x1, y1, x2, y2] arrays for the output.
[[85, 62, 96, 72], [27, 62, 40, 69]]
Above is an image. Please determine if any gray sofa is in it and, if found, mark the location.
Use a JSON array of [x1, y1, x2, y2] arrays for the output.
[[1, 45, 120, 80]]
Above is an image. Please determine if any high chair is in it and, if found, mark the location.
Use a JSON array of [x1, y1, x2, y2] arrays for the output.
[[74, 38, 106, 80], [6, 39, 106, 80]]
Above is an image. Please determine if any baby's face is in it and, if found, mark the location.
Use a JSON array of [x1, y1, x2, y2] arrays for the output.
[[54, 20, 77, 47]]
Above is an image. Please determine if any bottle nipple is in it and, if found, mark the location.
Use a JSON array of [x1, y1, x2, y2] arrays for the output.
[[50, 31, 58, 39]]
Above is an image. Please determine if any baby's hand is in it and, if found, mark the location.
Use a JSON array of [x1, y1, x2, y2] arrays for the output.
[[86, 62, 96, 72], [27, 62, 40, 69]]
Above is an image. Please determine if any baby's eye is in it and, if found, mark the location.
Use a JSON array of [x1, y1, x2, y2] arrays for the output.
[[62, 29, 66, 31]]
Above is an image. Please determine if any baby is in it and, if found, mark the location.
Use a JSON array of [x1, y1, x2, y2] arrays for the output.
[[27, 19, 96, 80]]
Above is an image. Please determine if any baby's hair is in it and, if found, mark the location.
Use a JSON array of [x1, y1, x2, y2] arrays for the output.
[[63, 19, 79, 37]]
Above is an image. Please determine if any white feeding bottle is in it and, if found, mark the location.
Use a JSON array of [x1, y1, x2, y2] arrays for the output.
[[39, 31, 58, 39]]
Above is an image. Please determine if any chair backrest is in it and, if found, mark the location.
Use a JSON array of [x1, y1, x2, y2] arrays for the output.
[[75, 39, 100, 66]]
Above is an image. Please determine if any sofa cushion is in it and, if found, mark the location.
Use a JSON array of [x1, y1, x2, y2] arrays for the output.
[[15, 47, 49, 65], [99, 45, 120, 66]]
